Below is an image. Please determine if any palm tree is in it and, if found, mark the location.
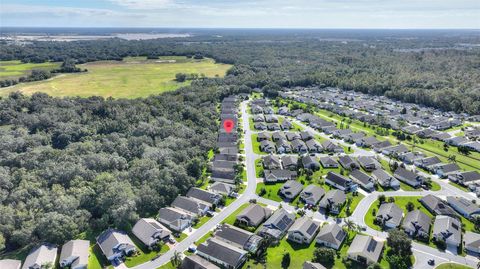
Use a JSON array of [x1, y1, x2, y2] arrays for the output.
[[344, 219, 356, 232], [171, 251, 182, 267]]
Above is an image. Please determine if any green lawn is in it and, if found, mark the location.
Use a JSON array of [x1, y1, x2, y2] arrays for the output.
[[1, 56, 231, 98], [435, 263, 473, 269], [449, 181, 470, 192], [256, 182, 283, 202], [223, 203, 251, 225], [251, 134, 267, 155], [0, 60, 60, 79], [255, 158, 264, 177], [249, 117, 255, 131], [125, 237, 169, 268], [193, 216, 212, 229]]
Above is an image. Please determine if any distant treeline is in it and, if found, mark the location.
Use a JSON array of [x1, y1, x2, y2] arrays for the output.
[[1, 33, 479, 114]]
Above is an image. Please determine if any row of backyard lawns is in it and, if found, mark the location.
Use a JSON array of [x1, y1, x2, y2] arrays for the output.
[[364, 196, 478, 256]]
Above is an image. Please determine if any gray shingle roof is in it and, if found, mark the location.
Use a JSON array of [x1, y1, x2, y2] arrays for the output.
[[132, 218, 171, 247], [420, 195, 457, 217], [180, 254, 220, 269], [300, 185, 325, 205], [197, 238, 247, 268], [0, 260, 22, 269], [376, 203, 403, 227], [187, 188, 221, 205], [464, 231, 480, 250], [22, 244, 58, 269], [59, 240, 89, 269], [279, 180, 303, 200], [97, 229, 135, 258], [288, 217, 320, 240], [259, 208, 296, 239], [315, 223, 346, 248], [402, 210, 431, 235], [433, 215, 461, 245], [236, 204, 272, 227], [347, 235, 384, 263], [303, 261, 326, 269]]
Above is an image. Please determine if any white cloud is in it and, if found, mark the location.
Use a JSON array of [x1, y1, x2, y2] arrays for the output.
[[108, 0, 173, 9]]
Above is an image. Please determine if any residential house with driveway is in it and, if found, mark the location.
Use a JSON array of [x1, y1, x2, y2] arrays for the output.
[[315, 223, 346, 250], [59, 240, 89, 269], [256, 132, 271, 141], [349, 170, 375, 191], [187, 187, 222, 206], [281, 120, 293, 130], [355, 136, 380, 148], [448, 171, 480, 186], [399, 151, 426, 164], [213, 224, 263, 254], [375, 203, 403, 229], [211, 160, 236, 184], [267, 123, 281, 131], [420, 195, 458, 217], [393, 167, 425, 187], [431, 163, 461, 178], [252, 115, 265, 122], [325, 172, 357, 192], [97, 229, 136, 264], [300, 185, 325, 206], [372, 140, 392, 153], [275, 139, 292, 154], [0, 260, 21, 269], [371, 169, 400, 189], [305, 139, 322, 153], [414, 156, 442, 170], [302, 155, 320, 171], [262, 155, 282, 170], [172, 196, 210, 217], [381, 144, 409, 156], [260, 140, 276, 153], [321, 140, 344, 153], [433, 216, 462, 249], [347, 235, 384, 265], [338, 155, 359, 170], [180, 255, 220, 269], [264, 169, 297, 183], [281, 155, 298, 170], [300, 131, 314, 141], [464, 231, 480, 255], [271, 131, 286, 142], [236, 203, 273, 228], [132, 218, 171, 248], [319, 190, 346, 214], [210, 182, 235, 196], [197, 238, 248, 269], [446, 196, 480, 219], [22, 244, 58, 269], [285, 132, 301, 141], [258, 208, 296, 241], [291, 139, 308, 153], [320, 157, 338, 168], [279, 180, 303, 201], [287, 217, 320, 244], [157, 207, 193, 232], [356, 156, 379, 172], [254, 122, 267, 130], [265, 115, 278, 123], [402, 210, 431, 239]]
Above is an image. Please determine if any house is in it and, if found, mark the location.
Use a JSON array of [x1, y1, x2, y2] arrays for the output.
[[158, 207, 193, 232], [263, 155, 282, 170], [447, 196, 480, 219], [414, 156, 442, 170], [332, 129, 353, 139], [300, 131, 314, 141], [371, 169, 400, 189], [376, 203, 403, 228], [345, 132, 366, 143], [448, 171, 480, 186], [97, 229, 136, 263], [236, 203, 273, 228], [132, 218, 171, 248], [315, 223, 346, 250], [197, 238, 247, 269], [321, 140, 344, 153], [187, 188, 222, 206], [446, 136, 469, 146], [399, 151, 426, 164], [172, 196, 210, 217], [214, 224, 263, 253], [278, 106, 289, 115], [347, 235, 384, 265], [302, 155, 320, 170], [393, 167, 424, 187], [256, 132, 271, 141], [271, 131, 286, 142], [464, 141, 480, 152], [420, 195, 457, 217], [251, 105, 263, 114], [211, 160, 236, 184], [210, 182, 235, 196], [291, 139, 308, 153], [325, 172, 357, 192], [402, 210, 431, 239], [287, 217, 320, 244], [260, 140, 275, 153], [275, 139, 292, 154], [349, 170, 375, 191], [305, 139, 322, 153], [281, 155, 298, 170], [180, 254, 220, 269], [372, 140, 392, 152], [285, 132, 301, 141], [258, 208, 296, 241], [265, 115, 278, 123], [279, 180, 303, 201], [320, 156, 338, 168], [281, 120, 293, 130], [0, 260, 21, 269], [22, 244, 58, 269], [300, 185, 325, 206], [464, 231, 480, 254], [264, 169, 297, 183], [252, 115, 265, 122], [319, 190, 346, 214], [267, 123, 281, 131], [264, 107, 275, 114], [432, 163, 461, 178], [356, 156, 378, 172], [59, 240, 90, 269], [303, 261, 326, 269], [338, 155, 358, 170], [433, 216, 462, 248], [381, 144, 409, 156], [254, 122, 267, 130], [355, 136, 380, 148]]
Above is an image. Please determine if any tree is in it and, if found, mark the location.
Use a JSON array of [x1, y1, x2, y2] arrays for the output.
[[281, 253, 291, 269], [472, 216, 480, 232], [406, 202, 415, 212], [312, 247, 335, 265], [171, 251, 182, 267], [367, 263, 383, 269], [387, 229, 412, 257], [378, 194, 386, 204], [175, 73, 187, 82], [386, 254, 410, 269], [0, 233, 5, 251]]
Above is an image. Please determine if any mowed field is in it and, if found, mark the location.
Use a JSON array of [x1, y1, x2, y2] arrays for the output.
[[0, 60, 60, 79], [0, 56, 231, 98]]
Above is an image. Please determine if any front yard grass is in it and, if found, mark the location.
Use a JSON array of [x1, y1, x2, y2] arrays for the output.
[[255, 158, 264, 177], [435, 263, 473, 269], [251, 134, 267, 155]]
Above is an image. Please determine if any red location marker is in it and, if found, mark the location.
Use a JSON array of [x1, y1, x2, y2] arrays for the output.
[[223, 119, 234, 133]]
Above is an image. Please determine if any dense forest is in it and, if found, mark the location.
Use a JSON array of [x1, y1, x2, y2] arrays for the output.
[[1, 30, 480, 114]]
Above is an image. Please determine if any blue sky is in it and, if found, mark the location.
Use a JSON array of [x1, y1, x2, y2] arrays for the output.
[[1, 0, 479, 28]]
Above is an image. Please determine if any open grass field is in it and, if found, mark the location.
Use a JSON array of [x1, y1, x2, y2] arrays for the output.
[[435, 263, 473, 269], [0, 60, 60, 79], [0, 56, 231, 99]]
